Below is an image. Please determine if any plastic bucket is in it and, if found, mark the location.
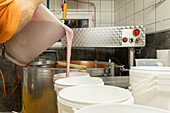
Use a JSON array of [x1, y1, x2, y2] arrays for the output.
[[130, 66, 170, 110], [58, 95, 134, 108], [130, 76, 170, 86], [75, 104, 170, 113], [133, 85, 170, 110], [58, 85, 133, 113], [53, 72, 90, 82], [130, 70, 170, 79], [54, 77, 104, 94], [58, 97, 134, 113], [135, 59, 165, 66], [130, 66, 170, 72], [130, 67, 170, 86]]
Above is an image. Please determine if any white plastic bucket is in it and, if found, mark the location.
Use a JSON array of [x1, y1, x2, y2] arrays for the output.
[[157, 50, 170, 67], [129, 67, 170, 86], [58, 97, 134, 113], [130, 70, 170, 79], [54, 77, 104, 94], [53, 72, 90, 82], [135, 59, 166, 66], [133, 85, 170, 110], [75, 104, 170, 113], [131, 66, 170, 72], [130, 66, 170, 111], [58, 85, 133, 113], [130, 76, 170, 86]]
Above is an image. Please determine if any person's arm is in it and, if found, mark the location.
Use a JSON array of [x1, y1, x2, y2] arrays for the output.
[[16, 0, 43, 33]]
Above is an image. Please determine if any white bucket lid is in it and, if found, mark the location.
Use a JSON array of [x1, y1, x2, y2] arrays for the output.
[[54, 72, 90, 78], [53, 72, 90, 82], [55, 77, 103, 87], [75, 104, 170, 113], [59, 85, 132, 105]]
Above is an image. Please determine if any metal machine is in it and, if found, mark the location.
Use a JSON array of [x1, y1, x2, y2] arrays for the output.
[[62, 26, 145, 48], [62, 26, 145, 67], [61, 26, 146, 87]]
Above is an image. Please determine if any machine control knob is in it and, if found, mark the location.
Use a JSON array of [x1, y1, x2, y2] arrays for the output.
[[129, 38, 133, 43], [123, 37, 128, 42], [133, 29, 140, 36], [136, 37, 141, 41]]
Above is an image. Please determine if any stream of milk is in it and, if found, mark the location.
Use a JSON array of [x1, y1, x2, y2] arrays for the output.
[[63, 25, 73, 77]]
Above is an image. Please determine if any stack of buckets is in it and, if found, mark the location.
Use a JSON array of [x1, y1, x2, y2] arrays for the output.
[[53, 72, 134, 113], [129, 66, 170, 111]]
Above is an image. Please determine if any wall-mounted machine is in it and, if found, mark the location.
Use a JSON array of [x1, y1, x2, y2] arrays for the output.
[[61, 26, 146, 87], [62, 26, 145, 48], [62, 25, 145, 67]]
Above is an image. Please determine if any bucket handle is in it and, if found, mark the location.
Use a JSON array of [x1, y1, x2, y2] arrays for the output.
[[72, 108, 79, 113], [133, 86, 157, 96], [129, 73, 158, 91], [72, 105, 91, 113], [131, 80, 158, 93]]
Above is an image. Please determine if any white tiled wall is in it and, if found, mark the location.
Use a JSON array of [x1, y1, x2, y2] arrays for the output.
[[113, 0, 170, 34], [43, 0, 115, 27]]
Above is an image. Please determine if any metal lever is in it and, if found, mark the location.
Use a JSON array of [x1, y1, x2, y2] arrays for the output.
[[95, 60, 115, 76], [44, 50, 59, 61]]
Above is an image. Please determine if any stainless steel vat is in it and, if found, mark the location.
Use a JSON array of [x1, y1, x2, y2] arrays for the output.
[[22, 66, 78, 113]]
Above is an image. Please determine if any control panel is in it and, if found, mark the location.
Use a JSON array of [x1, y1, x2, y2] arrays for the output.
[[121, 26, 145, 47], [61, 26, 145, 48]]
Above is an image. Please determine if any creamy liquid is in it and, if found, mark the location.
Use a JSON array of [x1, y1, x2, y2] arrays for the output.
[[63, 25, 73, 77]]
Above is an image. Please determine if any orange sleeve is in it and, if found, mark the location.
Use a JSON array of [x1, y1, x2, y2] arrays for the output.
[[0, 0, 21, 43]]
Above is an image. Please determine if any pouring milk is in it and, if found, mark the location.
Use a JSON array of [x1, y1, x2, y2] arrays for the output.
[[1, 4, 73, 77]]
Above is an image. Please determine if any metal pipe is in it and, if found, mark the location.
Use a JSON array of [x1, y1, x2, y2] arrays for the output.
[[128, 48, 135, 68], [95, 61, 113, 65], [110, 62, 114, 76], [95, 60, 115, 76]]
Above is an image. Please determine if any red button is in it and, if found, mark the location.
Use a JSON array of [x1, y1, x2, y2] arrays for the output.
[[136, 37, 141, 41], [133, 29, 140, 36], [61, 4, 64, 8], [123, 37, 128, 42]]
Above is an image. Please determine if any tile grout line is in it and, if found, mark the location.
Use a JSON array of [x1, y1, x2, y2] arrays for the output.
[[155, 0, 157, 32], [133, 0, 135, 25], [99, 0, 100, 26]]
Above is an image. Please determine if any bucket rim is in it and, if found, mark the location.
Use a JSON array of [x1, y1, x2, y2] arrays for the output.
[[59, 85, 132, 104], [75, 103, 170, 113]]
